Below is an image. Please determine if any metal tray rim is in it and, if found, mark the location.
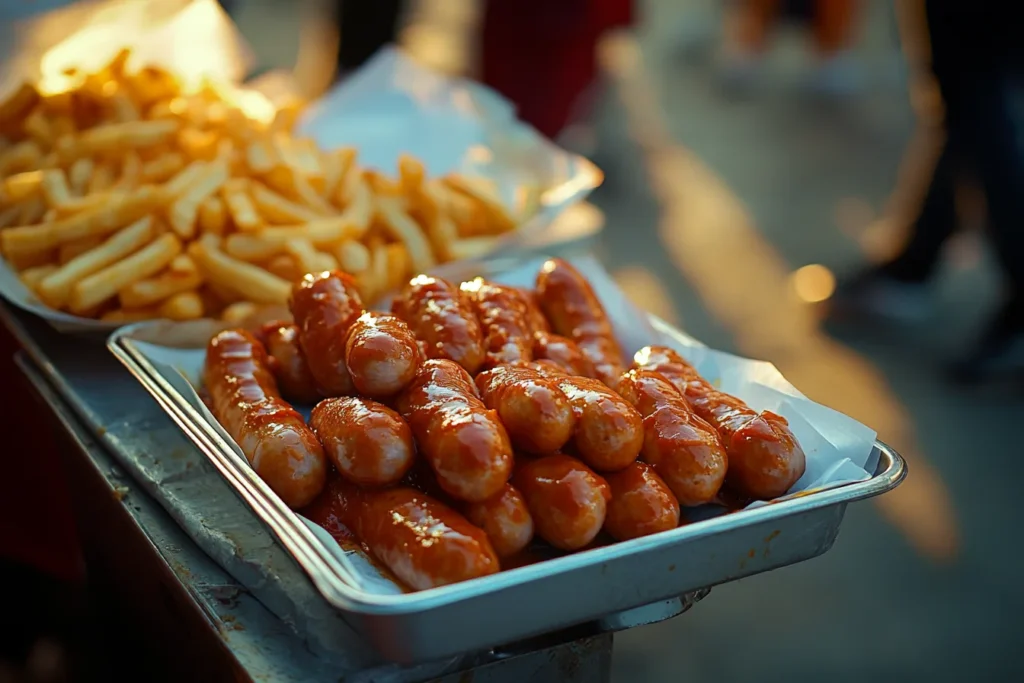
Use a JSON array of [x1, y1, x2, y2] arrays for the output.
[[107, 321, 906, 617]]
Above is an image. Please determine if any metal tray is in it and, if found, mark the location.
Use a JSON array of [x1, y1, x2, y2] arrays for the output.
[[107, 302, 905, 666]]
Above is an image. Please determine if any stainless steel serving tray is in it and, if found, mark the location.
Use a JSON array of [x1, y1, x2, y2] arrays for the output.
[[108, 307, 905, 664]]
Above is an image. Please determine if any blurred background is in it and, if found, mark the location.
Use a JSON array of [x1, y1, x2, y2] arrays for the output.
[[3, 0, 1023, 680]]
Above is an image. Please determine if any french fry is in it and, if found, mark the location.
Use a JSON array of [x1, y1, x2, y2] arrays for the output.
[[69, 232, 182, 314], [18, 197, 47, 225], [189, 236, 291, 304], [67, 158, 93, 195], [41, 169, 72, 207], [38, 216, 155, 308], [177, 127, 219, 161], [22, 109, 54, 146], [224, 215, 366, 261], [162, 160, 206, 197], [284, 238, 337, 274], [58, 236, 103, 265], [384, 243, 411, 292], [444, 174, 516, 234], [373, 195, 436, 272], [120, 268, 203, 309], [57, 120, 179, 161], [198, 196, 228, 235], [53, 191, 115, 218], [322, 148, 356, 202], [157, 290, 204, 321], [114, 152, 141, 191], [2, 171, 43, 204], [0, 141, 41, 176], [398, 154, 426, 196], [168, 253, 199, 275], [221, 178, 261, 231], [19, 264, 58, 291], [447, 235, 503, 261], [249, 181, 322, 224], [87, 162, 116, 194], [221, 301, 259, 325], [168, 160, 228, 238], [141, 152, 185, 183], [245, 138, 277, 174], [266, 254, 303, 282], [337, 171, 373, 231], [0, 206, 19, 229], [334, 240, 370, 274], [291, 172, 334, 216]]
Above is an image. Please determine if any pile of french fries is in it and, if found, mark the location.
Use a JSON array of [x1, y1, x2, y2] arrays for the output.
[[0, 50, 532, 324]]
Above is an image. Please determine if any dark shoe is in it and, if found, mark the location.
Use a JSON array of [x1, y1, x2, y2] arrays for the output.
[[946, 299, 1024, 385], [827, 268, 933, 324]]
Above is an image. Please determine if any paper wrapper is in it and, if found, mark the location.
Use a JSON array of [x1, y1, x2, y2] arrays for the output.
[[0, 23, 601, 333], [116, 255, 878, 594]]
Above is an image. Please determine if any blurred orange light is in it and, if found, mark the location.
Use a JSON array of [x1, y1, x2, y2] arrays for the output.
[[789, 264, 836, 303]]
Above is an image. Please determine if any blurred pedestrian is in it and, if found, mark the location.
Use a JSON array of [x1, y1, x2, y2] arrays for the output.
[[719, 0, 862, 96], [832, 2, 1024, 383]]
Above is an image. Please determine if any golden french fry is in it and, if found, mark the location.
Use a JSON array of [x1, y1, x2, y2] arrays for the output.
[[410, 180, 457, 260], [168, 160, 228, 238], [41, 169, 71, 207], [53, 191, 116, 218], [157, 290, 204, 321], [3, 185, 164, 255], [361, 239, 390, 303], [114, 152, 141, 191], [111, 88, 140, 123], [266, 254, 303, 283], [0, 141, 40, 176], [67, 158, 93, 195], [337, 171, 373, 231], [398, 154, 426, 196], [0, 84, 40, 133], [221, 301, 259, 325], [87, 162, 116, 194], [198, 196, 228, 235], [245, 138, 277, 174], [444, 175, 516, 234], [284, 238, 337, 274], [322, 148, 356, 202], [364, 169, 401, 197], [57, 120, 179, 161], [384, 243, 411, 292], [291, 172, 334, 216], [447, 235, 503, 261], [189, 236, 291, 304], [224, 215, 366, 261], [58, 236, 103, 265], [17, 197, 46, 225], [141, 152, 185, 183], [373, 196, 436, 272], [515, 183, 543, 223], [22, 109, 53, 146], [69, 232, 182, 314], [129, 67, 180, 108], [0, 206, 19, 229], [221, 178, 261, 232], [2, 171, 43, 204], [178, 127, 218, 161], [19, 264, 58, 291], [249, 181, 322, 224], [334, 240, 370, 274], [37, 217, 155, 308], [168, 253, 199, 275], [120, 268, 204, 308]]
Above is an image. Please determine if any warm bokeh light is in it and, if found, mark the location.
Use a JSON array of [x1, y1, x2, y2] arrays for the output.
[[790, 264, 836, 303]]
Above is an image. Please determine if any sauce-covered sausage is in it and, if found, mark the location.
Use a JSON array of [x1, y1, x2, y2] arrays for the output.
[[259, 321, 321, 404], [204, 329, 326, 508], [603, 462, 680, 541], [310, 397, 415, 487], [519, 288, 551, 335], [616, 369, 728, 506], [633, 346, 806, 500], [304, 476, 499, 591], [395, 359, 514, 502], [461, 277, 534, 369], [513, 454, 611, 551], [475, 364, 575, 455], [463, 484, 534, 558], [532, 331, 596, 378], [344, 311, 421, 398], [535, 258, 624, 386], [289, 271, 364, 396], [392, 275, 485, 374]]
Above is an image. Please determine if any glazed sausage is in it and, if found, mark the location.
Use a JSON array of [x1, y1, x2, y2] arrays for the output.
[[513, 454, 610, 551], [344, 312, 421, 398], [392, 275, 485, 374], [531, 363, 643, 472], [204, 329, 327, 508], [535, 258, 624, 386], [395, 359, 514, 502], [532, 331, 596, 378], [310, 397, 415, 487], [475, 364, 575, 455], [463, 484, 535, 558], [603, 462, 681, 541], [616, 369, 728, 506], [289, 271, 364, 396], [633, 346, 806, 500], [460, 277, 534, 368], [519, 288, 551, 335], [304, 476, 499, 591], [259, 322, 321, 404]]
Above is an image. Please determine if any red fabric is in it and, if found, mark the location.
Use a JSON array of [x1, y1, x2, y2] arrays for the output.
[[0, 326, 84, 583], [480, 0, 634, 139]]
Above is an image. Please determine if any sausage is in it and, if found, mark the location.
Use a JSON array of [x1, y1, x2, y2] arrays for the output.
[[531, 363, 643, 472], [532, 331, 596, 378], [204, 329, 327, 508], [513, 454, 611, 551], [463, 484, 535, 558], [603, 462, 681, 541], [633, 346, 806, 499], [395, 359, 514, 502], [392, 275, 485, 374], [475, 364, 575, 455], [460, 277, 534, 368], [519, 288, 551, 335], [304, 476, 499, 591], [344, 311, 421, 398], [310, 397, 415, 487], [535, 258, 624, 386], [289, 271, 364, 396], [616, 369, 728, 506], [259, 322, 321, 404]]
